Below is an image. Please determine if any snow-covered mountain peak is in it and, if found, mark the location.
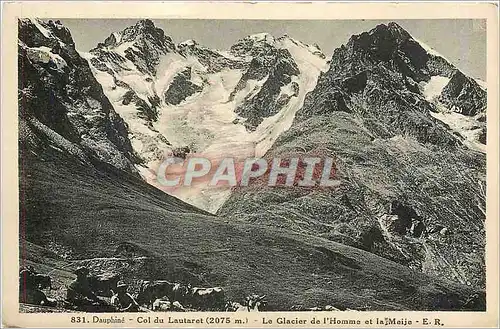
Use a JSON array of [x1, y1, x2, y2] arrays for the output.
[[118, 19, 172, 47], [91, 19, 176, 70], [411, 36, 451, 63], [20, 18, 75, 48], [178, 39, 198, 48]]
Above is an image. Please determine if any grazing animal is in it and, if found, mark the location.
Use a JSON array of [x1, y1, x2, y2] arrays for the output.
[[226, 295, 267, 312], [137, 281, 189, 308], [225, 301, 248, 312], [307, 307, 322, 311], [152, 297, 185, 312], [246, 294, 267, 312], [137, 281, 174, 308], [172, 301, 186, 312], [19, 269, 56, 306], [188, 286, 225, 310], [172, 283, 190, 303], [152, 297, 171, 311], [87, 274, 120, 297]]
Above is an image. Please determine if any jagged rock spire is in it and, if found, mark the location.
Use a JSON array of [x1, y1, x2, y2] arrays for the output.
[[94, 19, 175, 53]]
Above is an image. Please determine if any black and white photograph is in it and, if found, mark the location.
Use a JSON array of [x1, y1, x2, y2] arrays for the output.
[[5, 2, 497, 324]]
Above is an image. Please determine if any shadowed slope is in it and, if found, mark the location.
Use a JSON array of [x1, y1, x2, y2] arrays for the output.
[[19, 134, 484, 311]]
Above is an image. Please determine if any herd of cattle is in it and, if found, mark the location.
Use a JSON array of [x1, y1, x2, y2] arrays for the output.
[[137, 280, 226, 311], [71, 272, 266, 312]]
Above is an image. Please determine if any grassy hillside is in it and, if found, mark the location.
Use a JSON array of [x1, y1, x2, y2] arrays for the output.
[[19, 139, 484, 311], [219, 112, 486, 289]]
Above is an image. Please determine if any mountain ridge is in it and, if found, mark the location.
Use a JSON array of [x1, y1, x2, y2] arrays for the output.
[[219, 22, 486, 290], [17, 19, 487, 311], [82, 19, 328, 211]]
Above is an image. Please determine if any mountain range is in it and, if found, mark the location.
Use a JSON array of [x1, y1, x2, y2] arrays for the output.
[[18, 18, 487, 311]]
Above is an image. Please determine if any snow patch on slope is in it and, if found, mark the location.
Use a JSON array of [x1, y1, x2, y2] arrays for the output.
[[179, 39, 197, 47], [421, 76, 450, 101], [113, 41, 136, 57], [234, 76, 268, 105], [249, 33, 275, 43], [430, 109, 485, 153], [112, 32, 123, 44], [475, 79, 487, 90], [28, 46, 68, 71], [155, 52, 204, 101]]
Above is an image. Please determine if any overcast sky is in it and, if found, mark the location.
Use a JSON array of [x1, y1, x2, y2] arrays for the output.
[[58, 19, 486, 80]]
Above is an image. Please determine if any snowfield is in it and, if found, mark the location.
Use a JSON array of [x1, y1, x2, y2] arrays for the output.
[[421, 76, 450, 102]]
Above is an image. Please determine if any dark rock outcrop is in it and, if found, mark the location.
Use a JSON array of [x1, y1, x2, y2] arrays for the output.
[[164, 68, 203, 105], [439, 70, 487, 116], [18, 18, 137, 172], [232, 46, 301, 130], [219, 22, 486, 290], [295, 23, 461, 147], [93, 19, 175, 76]]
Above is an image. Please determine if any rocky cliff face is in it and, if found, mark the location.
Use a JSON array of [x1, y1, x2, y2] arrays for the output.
[[177, 39, 246, 73], [219, 23, 486, 289], [439, 70, 487, 116], [95, 19, 176, 76], [18, 18, 137, 172], [163, 67, 203, 105], [229, 35, 301, 130]]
